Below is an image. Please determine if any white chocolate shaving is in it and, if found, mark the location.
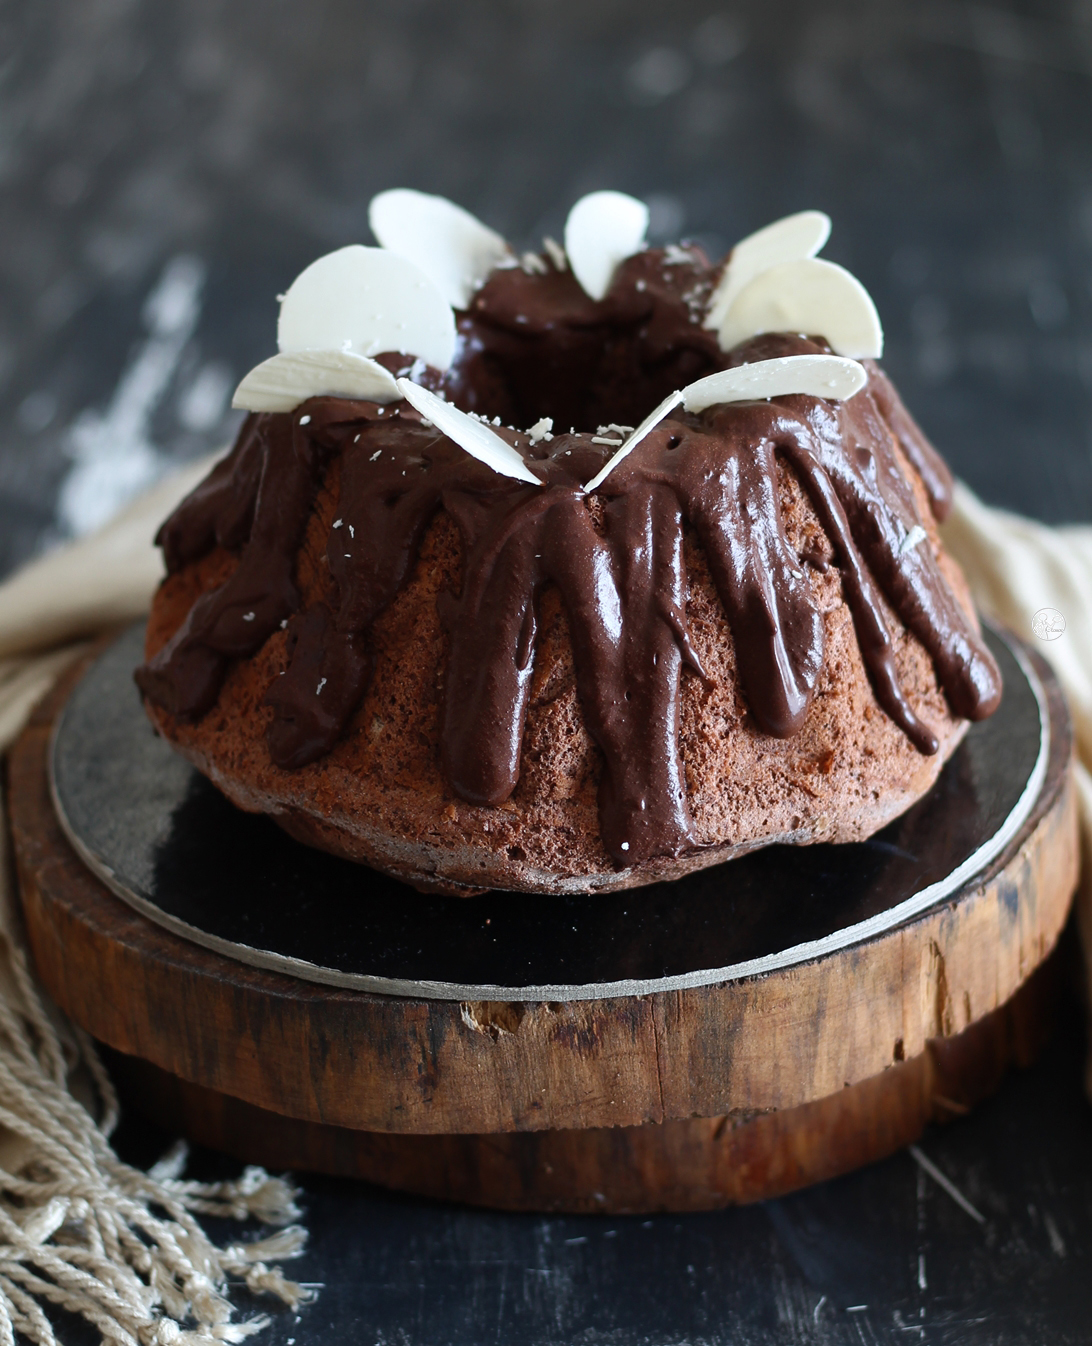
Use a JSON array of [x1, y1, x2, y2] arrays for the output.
[[583, 391, 684, 492], [542, 237, 567, 270], [898, 524, 927, 556], [396, 379, 541, 486], [716, 257, 883, 359], [681, 354, 867, 412], [277, 245, 456, 372], [368, 189, 512, 309], [705, 211, 831, 331], [564, 191, 649, 301], [584, 354, 867, 492], [231, 349, 400, 413]]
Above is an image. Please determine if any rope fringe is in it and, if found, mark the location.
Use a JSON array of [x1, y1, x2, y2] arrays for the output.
[[0, 941, 312, 1345], [0, 630, 315, 1344]]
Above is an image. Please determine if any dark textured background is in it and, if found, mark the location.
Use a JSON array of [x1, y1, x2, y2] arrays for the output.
[[4, 0, 1092, 577], [3, 1, 1092, 1342]]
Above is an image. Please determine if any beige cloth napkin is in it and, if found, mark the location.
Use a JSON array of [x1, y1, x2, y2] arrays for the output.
[[940, 482, 1092, 1072], [0, 462, 1088, 1339]]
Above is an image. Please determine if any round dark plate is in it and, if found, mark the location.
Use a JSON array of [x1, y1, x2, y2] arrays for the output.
[[50, 623, 1046, 1002]]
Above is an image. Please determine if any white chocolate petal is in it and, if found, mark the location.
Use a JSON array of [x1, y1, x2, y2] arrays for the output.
[[369, 188, 512, 309], [396, 379, 541, 486], [716, 257, 883, 359], [682, 354, 867, 412], [705, 210, 831, 331], [277, 245, 457, 371], [584, 355, 866, 492], [583, 390, 684, 492], [231, 350, 401, 413], [564, 191, 649, 301]]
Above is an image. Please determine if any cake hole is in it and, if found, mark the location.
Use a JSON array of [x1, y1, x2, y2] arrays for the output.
[[444, 254, 722, 434]]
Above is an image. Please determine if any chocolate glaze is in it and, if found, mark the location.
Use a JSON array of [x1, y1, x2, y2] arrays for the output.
[[137, 413, 322, 719], [136, 247, 1001, 867]]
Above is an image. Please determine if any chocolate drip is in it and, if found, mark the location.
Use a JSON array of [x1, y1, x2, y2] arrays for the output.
[[439, 485, 558, 806], [440, 476, 701, 859], [863, 360, 954, 522], [268, 408, 505, 768], [138, 248, 1001, 870], [804, 393, 999, 725], [156, 414, 265, 573], [557, 483, 698, 860], [775, 436, 940, 754], [722, 335, 954, 525], [598, 405, 941, 756], [669, 417, 825, 738], [135, 414, 324, 717], [266, 604, 373, 771]]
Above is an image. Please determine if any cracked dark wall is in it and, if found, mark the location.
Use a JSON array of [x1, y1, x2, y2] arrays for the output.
[[2, 0, 1092, 576], [2, 0, 1091, 576]]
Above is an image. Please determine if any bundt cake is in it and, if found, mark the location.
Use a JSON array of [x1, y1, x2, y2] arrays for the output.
[[135, 190, 1002, 895]]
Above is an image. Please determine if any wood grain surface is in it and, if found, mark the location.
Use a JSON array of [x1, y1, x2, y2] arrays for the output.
[[105, 953, 1060, 1212], [6, 634, 1079, 1138]]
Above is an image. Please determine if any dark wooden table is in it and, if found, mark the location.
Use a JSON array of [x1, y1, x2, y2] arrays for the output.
[[2, 1, 1092, 1341]]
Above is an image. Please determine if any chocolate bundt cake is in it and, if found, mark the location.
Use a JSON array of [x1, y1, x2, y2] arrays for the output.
[[136, 191, 1001, 895]]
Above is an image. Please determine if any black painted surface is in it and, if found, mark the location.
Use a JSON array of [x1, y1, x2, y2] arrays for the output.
[[5, 0, 1092, 1341], [52, 624, 1041, 994]]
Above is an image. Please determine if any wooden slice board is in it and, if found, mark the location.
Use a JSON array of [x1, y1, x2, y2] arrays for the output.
[[104, 954, 1059, 1213], [5, 631, 1079, 1212]]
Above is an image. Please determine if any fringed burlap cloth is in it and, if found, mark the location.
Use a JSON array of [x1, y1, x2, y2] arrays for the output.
[[0, 459, 313, 1345], [0, 462, 1089, 1341]]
